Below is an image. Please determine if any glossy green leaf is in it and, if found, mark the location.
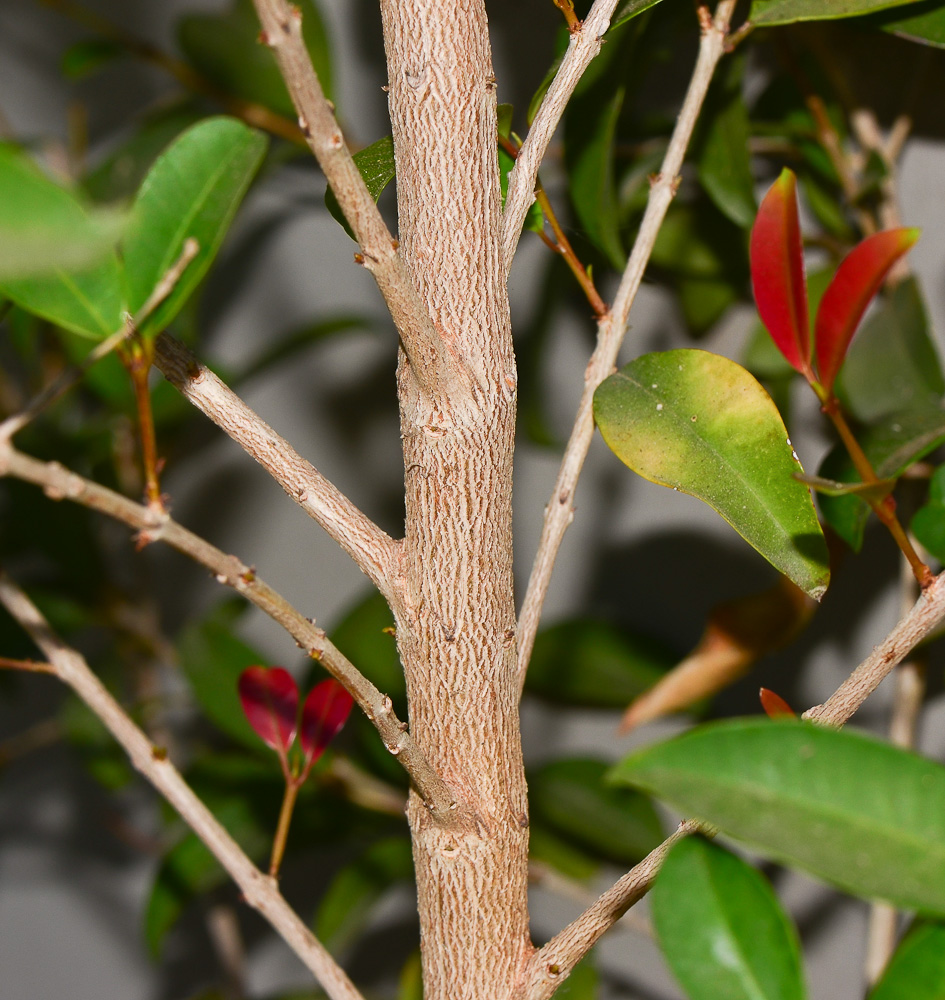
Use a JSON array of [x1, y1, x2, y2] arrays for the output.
[[123, 116, 268, 336], [875, 2, 945, 47], [529, 758, 663, 864], [750, 0, 920, 25], [83, 106, 203, 203], [869, 921, 945, 1000], [325, 136, 396, 240], [911, 465, 945, 563], [594, 350, 830, 599], [314, 837, 413, 952], [652, 837, 806, 1000], [177, 602, 270, 750], [837, 277, 945, 423], [612, 718, 945, 915], [0, 144, 124, 337], [564, 86, 625, 268], [178, 0, 333, 115], [610, 0, 666, 30], [818, 409, 945, 550], [697, 54, 757, 229], [525, 619, 674, 707]]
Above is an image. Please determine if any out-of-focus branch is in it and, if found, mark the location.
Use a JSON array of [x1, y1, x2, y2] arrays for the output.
[[0, 570, 366, 1000]]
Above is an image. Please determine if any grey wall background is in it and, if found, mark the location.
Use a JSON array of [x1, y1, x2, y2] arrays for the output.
[[2, 2, 945, 998]]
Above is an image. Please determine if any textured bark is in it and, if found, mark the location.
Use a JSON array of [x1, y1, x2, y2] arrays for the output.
[[379, 1, 532, 997]]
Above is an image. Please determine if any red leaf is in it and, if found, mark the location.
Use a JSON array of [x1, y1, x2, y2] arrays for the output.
[[238, 666, 299, 752], [759, 687, 795, 719], [814, 227, 920, 393], [300, 679, 353, 768], [750, 168, 812, 379]]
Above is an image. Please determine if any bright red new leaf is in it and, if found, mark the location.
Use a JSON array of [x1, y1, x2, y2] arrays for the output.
[[238, 665, 299, 752], [759, 686, 796, 719], [300, 679, 353, 769], [750, 168, 812, 380], [814, 226, 920, 393]]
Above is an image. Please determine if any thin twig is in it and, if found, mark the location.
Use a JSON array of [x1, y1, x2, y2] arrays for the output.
[[0, 443, 459, 825], [864, 555, 926, 985], [251, 0, 461, 399], [0, 655, 57, 674], [0, 571, 366, 1000], [519, 564, 945, 995], [516, 1, 738, 687], [502, 0, 622, 271], [0, 239, 199, 442], [804, 569, 945, 727], [152, 333, 399, 604]]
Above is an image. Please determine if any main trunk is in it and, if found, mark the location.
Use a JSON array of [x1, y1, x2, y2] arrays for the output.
[[379, 1, 532, 997]]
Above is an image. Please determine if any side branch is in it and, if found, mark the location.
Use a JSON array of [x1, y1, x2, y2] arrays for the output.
[[519, 568, 945, 997], [502, 0, 621, 271], [0, 443, 459, 825], [516, 1, 739, 684], [0, 571, 365, 1000], [251, 0, 462, 397], [153, 333, 398, 603]]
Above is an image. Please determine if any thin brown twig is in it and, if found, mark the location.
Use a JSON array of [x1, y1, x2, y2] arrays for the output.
[[0, 239, 199, 442], [0, 443, 459, 825], [498, 133, 607, 318], [251, 0, 460, 400], [552, 0, 583, 34], [519, 566, 945, 996], [502, 0, 624, 269], [0, 655, 57, 674], [0, 570, 366, 1000], [516, 0, 739, 687], [151, 333, 399, 604]]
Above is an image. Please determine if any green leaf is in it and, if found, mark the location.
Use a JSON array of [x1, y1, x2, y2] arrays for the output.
[[559, 957, 599, 1000], [0, 144, 125, 337], [313, 837, 413, 952], [911, 464, 945, 563], [60, 38, 124, 80], [818, 408, 945, 550], [610, 0, 666, 31], [123, 116, 268, 336], [874, 2, 945, 48], [524, 618, 674, 708], [83, 106, 203, 203], [177, 0, 334, 115], [869, 921, 945, 1000], [697, 54, 757, 229], [750, 0, 921, 25], [653, 837, 806, 1000], [144, 797, 268, 955], [836, 278, 945, 424], [612, 718, 945, 915], [564, 86, 625, 268], [177, 601, 270, 750], [325, 137, 396, 240], [529, 825, 600, 882], [326, 590, 403, 700], [529, 758, 663, 865], [594, 350, 830, 600]]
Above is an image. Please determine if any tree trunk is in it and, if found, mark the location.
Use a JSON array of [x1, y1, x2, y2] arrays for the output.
[[379, 1, 531, 996]]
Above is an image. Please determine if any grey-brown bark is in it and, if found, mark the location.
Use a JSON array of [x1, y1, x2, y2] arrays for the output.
[[379, 1, 532, 996]]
